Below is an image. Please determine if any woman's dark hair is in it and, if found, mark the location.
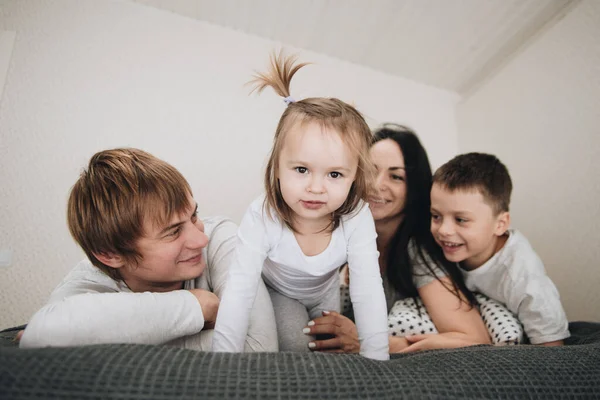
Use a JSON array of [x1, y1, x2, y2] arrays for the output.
[[373, 123, 477, 306]]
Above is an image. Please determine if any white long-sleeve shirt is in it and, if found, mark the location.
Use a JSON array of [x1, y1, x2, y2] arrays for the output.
[[20, 217, 278, 351], [212, 197, 389, 360], [460, 229, 570, 344]]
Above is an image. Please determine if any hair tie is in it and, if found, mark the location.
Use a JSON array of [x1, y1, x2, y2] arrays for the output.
[[283, 96, 295, 105]]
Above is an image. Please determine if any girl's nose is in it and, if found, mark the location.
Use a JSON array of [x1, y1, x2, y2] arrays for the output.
[[307, 176, 325, 194]]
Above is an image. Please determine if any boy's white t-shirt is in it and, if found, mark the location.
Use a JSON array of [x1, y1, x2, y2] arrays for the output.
[[212, 196, 390, 360], [460, 229, 570, 344]]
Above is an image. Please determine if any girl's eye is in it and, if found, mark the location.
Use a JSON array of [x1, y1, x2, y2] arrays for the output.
[[295, 167, 308, 174], [456, 218, 467, 224], [391, 174, 404, 181], [431, 214, 440, 221], [329, 171, 342, 179]]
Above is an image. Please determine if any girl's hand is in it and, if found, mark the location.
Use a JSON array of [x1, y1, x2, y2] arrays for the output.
[[304, 311, 360, 353]]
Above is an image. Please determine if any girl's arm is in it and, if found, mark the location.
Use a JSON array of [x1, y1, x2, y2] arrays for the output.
[[211, 205, 270, 353], [206, 218, 278, 352], [346, 206, 390, 360]]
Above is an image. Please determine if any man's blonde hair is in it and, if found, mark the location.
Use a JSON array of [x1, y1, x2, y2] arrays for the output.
[[250, 51, 374, 232], [67, 148, 192, 280]]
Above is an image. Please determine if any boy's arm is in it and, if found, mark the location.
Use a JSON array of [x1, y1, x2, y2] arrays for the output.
[[505, 268, 570, 346], [346, 206, 390, 360], [206, 218, 278, 352], [20, 262, 205, 348]]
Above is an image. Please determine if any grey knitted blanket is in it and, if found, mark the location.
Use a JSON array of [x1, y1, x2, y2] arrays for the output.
[[1, 322, 599, 399]]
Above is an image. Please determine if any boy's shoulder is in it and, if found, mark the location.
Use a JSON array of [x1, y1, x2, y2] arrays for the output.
[[498, 229, 546, 277]]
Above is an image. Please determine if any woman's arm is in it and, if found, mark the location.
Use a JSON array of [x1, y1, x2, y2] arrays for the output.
[[400, 277, 491, 352]]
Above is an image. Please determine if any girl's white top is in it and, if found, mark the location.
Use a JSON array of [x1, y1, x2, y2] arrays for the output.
[[212, 196, 390, 360]]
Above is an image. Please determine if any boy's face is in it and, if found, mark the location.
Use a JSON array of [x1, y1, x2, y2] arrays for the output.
[[119, 195, 209, 292], [430, 183, 509, 270], [277, 121, 357, 231]]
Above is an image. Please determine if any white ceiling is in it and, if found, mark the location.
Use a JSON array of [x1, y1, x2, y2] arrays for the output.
[[130, 0, 579, 96]]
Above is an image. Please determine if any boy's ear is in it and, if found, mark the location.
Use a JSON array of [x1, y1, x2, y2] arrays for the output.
[[494, 211, 510, 236], [93, 252, 126, 269]]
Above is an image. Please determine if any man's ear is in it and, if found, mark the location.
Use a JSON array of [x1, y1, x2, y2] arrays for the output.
[[93, 252, 126, 269], [494, 211, 510, 236]]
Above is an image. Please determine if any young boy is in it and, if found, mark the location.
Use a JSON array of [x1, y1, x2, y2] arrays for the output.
[[20, 148, 277, 351], [430, 152, 569, 346]]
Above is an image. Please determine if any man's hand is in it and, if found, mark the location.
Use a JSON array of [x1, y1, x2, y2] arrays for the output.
[[189, 289, 220, 330], [304, 311, 360, 353]]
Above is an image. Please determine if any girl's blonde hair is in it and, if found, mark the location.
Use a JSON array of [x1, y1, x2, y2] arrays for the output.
[[250, 51, 374, 232]]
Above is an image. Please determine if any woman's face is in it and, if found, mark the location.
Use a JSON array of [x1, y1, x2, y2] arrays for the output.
[[368, 139, 407, 222]]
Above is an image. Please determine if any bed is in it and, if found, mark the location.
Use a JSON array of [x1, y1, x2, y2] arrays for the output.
[[1, 322, 599, 399]]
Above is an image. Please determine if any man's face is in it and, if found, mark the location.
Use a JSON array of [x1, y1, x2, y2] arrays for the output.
[[120, 195, 209, 292]]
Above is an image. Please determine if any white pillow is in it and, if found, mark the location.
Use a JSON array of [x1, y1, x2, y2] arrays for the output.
[[388, 297, 438, 337], [475, 293, 524, 345], [387, 293, 524, 345]]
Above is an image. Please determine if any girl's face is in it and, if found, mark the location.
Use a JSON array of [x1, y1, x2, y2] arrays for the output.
[[368, 139, 407, 223], [277, 121, 358, 231]]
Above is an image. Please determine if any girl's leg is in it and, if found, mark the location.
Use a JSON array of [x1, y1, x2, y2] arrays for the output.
[[267, 286, 312, 352], [307, 282, 341, 320]]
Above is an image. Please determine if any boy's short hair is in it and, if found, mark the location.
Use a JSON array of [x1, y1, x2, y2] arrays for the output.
[[67, 148, 192, 280], [432, 152, 512, 215]]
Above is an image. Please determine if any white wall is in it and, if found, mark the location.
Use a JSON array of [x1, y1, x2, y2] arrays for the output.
[[0, 0, 459, 328], [456, 0, 600, 321]]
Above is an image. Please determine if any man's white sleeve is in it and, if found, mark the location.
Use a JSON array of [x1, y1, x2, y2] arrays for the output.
[[20, 263, 204, 348]]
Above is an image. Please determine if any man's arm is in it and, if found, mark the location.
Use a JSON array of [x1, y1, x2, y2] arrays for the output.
[[20, 261, 205, 348], [207, 217, 278, 352]]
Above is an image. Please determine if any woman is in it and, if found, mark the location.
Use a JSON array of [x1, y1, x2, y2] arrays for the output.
[[303, 124, 491, 353]]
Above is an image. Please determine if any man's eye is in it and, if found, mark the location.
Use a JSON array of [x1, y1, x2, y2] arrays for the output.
[[456, 218, 467, 224], [168, 227, 182, 237], [295, 167, 308, 174], [329, 171, 342, 179]]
